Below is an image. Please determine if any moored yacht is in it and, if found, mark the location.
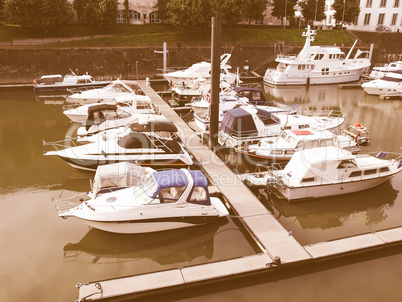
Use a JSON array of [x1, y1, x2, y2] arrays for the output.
[[218, 105, 346, 148], [263, 26, 371, 86], [361, 70, 402, 96], [239, 146, 402, 201], [367, 61, 402, 79], [55, 167, 229, 234]]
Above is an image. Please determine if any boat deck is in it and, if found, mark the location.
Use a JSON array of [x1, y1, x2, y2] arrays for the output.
[[77, 81, 402, 301]]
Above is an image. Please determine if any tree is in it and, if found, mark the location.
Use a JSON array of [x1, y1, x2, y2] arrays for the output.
[[5, 0, 72, 29], [301, 0, 325, 25], [167, 0, 212, 28], [243, 0, 268, 25], [333, 0, 360, 24], [155, 0, 170, 20], [269, 0, 298, 26], [80, 0, 118, 26]]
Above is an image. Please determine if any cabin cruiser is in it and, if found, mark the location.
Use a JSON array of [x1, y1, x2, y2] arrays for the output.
[[263, 26, 371, 86], [236, 128, 359, 163], [66, 79, 140, 104], [218, 105, 346, 148], [368, 61, 402, 79], [44, 121, 193, 171], [361, 70, 402, 96], [55, 166, 229, 234], [239, 146, 402, 202], [162, 53, 238, 86], [191, 86, 283, 131], [63, 94, 158, 124], [33, 71, 110, 92]]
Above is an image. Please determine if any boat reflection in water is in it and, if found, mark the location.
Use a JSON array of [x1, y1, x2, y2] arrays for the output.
[[254, 179, 399, 245], [63, 219, 228, 265]]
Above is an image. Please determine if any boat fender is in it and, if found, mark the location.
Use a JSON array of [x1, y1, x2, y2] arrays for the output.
[[33, 79, 37, 85], [397, 160, 402, 169], [376, 151, 384, 158], [101, 150, 107, 157], [355, 131, 360, 142]]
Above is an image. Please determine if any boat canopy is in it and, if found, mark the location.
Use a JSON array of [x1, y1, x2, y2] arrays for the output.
[[129, 121, 178, 132], [221, 107, 258, 137], [91, 162, 154, 196]]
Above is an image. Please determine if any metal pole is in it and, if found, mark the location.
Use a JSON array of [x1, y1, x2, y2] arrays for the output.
[[163, 42, 167, 74], [342, 0, 346, 27], [314, 0, 318, 28], [284, 0, 288, 29], [208, 17, 222, 150]]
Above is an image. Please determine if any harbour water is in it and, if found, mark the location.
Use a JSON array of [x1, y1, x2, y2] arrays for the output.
[[0, 83, 401, 301]]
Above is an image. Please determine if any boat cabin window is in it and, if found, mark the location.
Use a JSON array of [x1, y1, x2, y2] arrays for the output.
[[157, 186, 186, 203], [298, 124, 310, 129], [321, 68, 329, 75], [314, 54, 324, 60], [364, 169, 377, 175], [304, 140, 319, 149], [380, 167, 390, 173], [320, 139, 334, 147], [285, 150, 295, 155], [349, 171, 362, 177], [302, 177, 315, 183]]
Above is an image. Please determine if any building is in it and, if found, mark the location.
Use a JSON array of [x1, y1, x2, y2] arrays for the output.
[[116, 0, 160, 24], [347, 0, 402, 32]]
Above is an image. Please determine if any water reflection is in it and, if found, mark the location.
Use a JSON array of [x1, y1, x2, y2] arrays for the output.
[[63, 221, 227, 265]]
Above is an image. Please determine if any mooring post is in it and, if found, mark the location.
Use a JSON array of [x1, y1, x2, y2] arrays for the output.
[[209, 17, 222, 150]]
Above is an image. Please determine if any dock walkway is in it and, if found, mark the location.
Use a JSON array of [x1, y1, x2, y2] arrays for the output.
[[77, 81, 402, 301]]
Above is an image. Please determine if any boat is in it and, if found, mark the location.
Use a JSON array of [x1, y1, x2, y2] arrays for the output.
[[66, 79, 141, 104], [235, 128, 360, 164], [33, 71, 110, 92], [191, 86, 287, 132], [162, 53, 238, 86], [218, 105, 346, 148], [367, 61, 402, 79], [44, 121, 193, 171], [55, 166, 229, 234], [63, 94, 159, 124], [343, 123, 371, 146], [239, 146, 402, 201], [263, 26, 371, 86], [361, 70, 402, 96]]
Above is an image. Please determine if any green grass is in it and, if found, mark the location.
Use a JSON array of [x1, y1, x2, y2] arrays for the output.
[[0, 23, 366, 47]]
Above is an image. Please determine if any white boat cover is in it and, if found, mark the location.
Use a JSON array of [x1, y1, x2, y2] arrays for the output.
[[91, 162, 155, 196]]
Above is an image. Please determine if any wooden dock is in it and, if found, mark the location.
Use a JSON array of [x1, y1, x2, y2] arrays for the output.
[[77, 81, 402, 301]]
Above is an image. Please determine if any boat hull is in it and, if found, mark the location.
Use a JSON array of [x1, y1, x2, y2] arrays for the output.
[[80, 216, 221, 234], [273, 175, 392, 202]]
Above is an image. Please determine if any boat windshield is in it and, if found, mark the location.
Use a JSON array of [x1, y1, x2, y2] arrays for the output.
[[142, 176, 159, 198]]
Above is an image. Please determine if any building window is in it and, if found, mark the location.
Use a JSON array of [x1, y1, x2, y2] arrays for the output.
[[395, 0, 400, 7], [149, 12, 160, 23], [380, 0, 387, 6], [117, 10, 125, 23], [364, 13, 371, 25], [366, 0, 373, 7], [378, 13, 385, 25], [391, 13, 398, 25], [129, 10, 140, 21]]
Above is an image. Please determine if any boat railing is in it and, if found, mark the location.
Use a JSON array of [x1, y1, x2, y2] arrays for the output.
[[54, 193, 88, 214], [43, 138, 80, 152], [296, 109, 345, 120]]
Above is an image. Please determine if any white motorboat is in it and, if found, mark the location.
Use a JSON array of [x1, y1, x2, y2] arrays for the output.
[[236, 128, 359, 163], [33, 71, 110, 92], [55, 167, 229, 234], [361, 70, 402, 96], [63, 94, 158, 124], [367, 61, 402, 79], [66, 79, 140, 104], [162, 53, 238, 86], [44, 121, 193, 171], [239, 146, 402, 202], [218, 105, 346, 148], [263, 26, 371, 86]]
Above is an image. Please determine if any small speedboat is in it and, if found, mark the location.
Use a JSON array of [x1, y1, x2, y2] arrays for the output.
[[239, 146, 402, 202], [63, 94, 158, 124], [55, 167, 229, 234], [236, 128, 359, 163], [343, 123, 371, 146], [66, 79, 140, 104], [367, 61, 402, 79], [44, 121, 193, 171], [361, 70, 402, 96], [33, 71, 110, 92]]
